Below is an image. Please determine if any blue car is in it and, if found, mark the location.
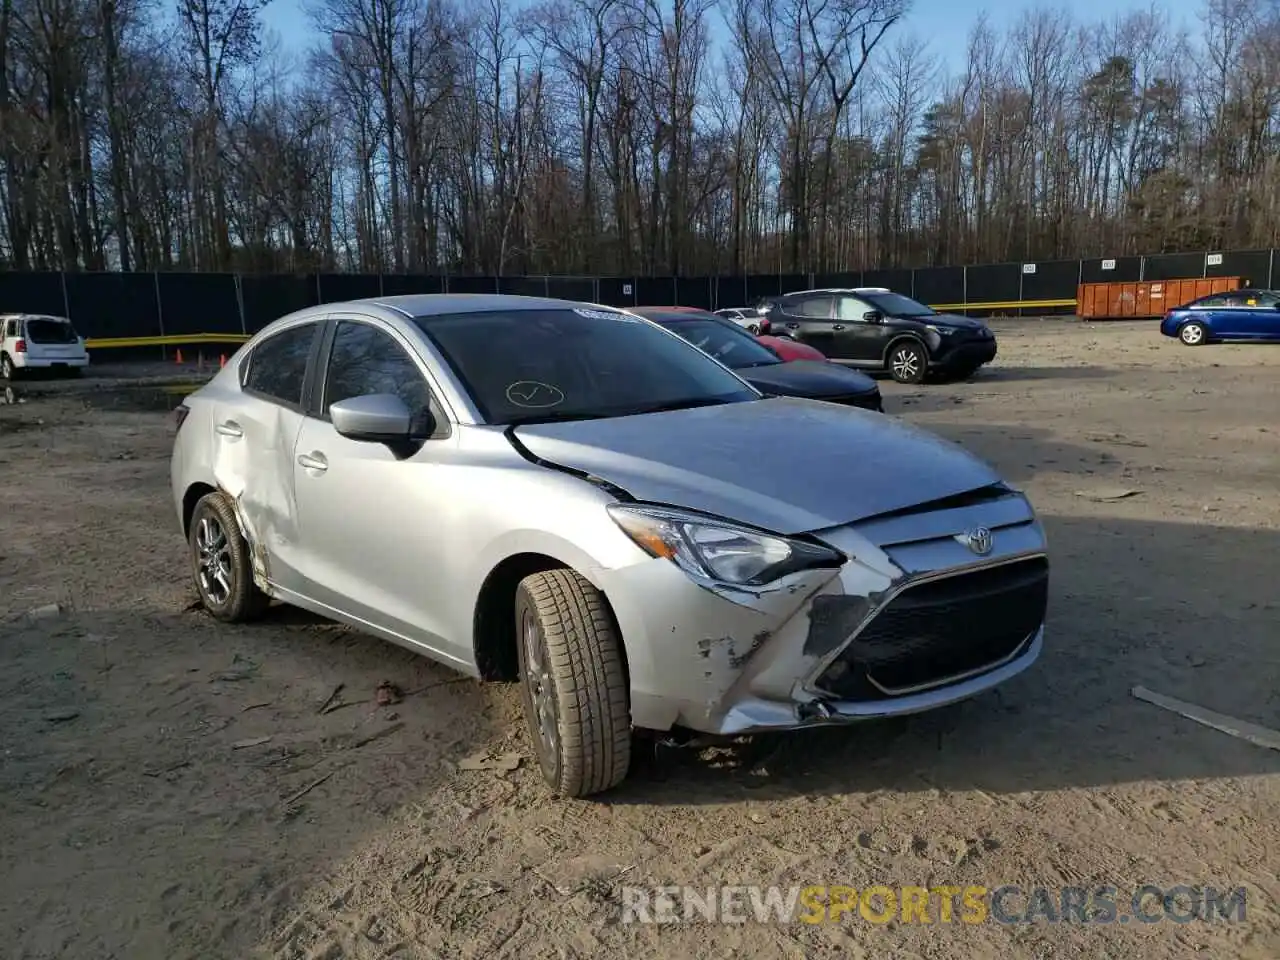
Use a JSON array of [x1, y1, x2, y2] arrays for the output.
[[1160, 288, 1280, 346]]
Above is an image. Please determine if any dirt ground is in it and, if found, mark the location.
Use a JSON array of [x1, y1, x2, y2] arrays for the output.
[[2, 319, 1278, 960]]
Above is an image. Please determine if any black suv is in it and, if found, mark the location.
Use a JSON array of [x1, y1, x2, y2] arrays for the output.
[[756, 288, 997, 383]]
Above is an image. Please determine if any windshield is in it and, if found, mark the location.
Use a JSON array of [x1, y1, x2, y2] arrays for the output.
[[24, 317, 79, 343], [414, 308, 760, 424], [864, 293, 936, 317], [656, 318, 781, 369]]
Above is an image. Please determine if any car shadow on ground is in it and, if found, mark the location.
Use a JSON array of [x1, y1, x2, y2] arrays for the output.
[[605, 511, 1280, 805]]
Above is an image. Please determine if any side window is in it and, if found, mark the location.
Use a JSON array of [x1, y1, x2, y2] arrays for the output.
[[244, 323, 317, 407], [324, 321, 435, 433], [836, 296, 872, 321], [1195, 295, 1228, 308], [4, 319, 16, 337], [798, 296, 834, 319]]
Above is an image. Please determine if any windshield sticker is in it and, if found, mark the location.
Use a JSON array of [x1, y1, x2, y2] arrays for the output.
[[573, 307, 639, 322], [505, 381, 566, 409]]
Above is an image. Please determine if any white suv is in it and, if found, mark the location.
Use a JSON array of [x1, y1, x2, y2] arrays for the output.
[[0, 313, 90, 379]]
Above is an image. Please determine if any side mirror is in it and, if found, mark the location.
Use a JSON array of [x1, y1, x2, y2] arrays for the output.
[[330, 393, 420, 443], [863, 310, 883, 323]]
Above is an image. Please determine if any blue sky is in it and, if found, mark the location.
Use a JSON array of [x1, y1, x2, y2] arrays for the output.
[[260, 0, 1205, 74]]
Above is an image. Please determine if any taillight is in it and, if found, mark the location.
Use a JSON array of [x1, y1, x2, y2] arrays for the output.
[[174, 404, 190, 432], [13, 339, 25, 353]]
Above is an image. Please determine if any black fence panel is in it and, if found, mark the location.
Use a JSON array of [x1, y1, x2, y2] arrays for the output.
[[380, 274, 444, 297], [240, 274, 319, 333], [318, 273, 380, 303], [1080, 256, 1142, 283], [496, 276, 547, 297], [675, 277, 713, 310], [1142, 253, 1204, 281], [66, 272, 160, 339], [779, 273, 809, 294], [813, 271, 861, 289], [0, 271, 64, 315], [861, 268, 912, 294], [446, 276, 497, 294], [596, 277, 635, 306], [914, 266, 965, 305], [1021, 259, 1078, 302], [158, 273, 241, 335], [744, 275, 781, 304], [547, 277, 596, 302], [714, 276, 748, 309], [1211, 249, 1272, 287], [963, 264, 1020, 304], [635, 277, 676, 306]]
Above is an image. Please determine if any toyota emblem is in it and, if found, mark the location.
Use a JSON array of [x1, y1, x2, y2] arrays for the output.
[[961, 527, 994, 556]]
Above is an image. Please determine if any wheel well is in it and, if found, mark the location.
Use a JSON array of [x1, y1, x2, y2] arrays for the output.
[[882, 334, 926, 367], [472, 553, 627, 685], [182, 482, 218, 537]]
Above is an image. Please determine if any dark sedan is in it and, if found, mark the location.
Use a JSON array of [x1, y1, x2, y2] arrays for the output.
[[629, 307, 883, 412]]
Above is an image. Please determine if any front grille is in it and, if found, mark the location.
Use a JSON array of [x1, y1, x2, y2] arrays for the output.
[[814, 556, 1048, 700]]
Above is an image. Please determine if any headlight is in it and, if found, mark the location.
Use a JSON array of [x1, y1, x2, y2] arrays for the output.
[[925, 324, 953, 336], [607, 504, 845, 586]]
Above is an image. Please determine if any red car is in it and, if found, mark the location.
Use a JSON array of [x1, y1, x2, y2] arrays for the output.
[[757, 335, 827, 362]]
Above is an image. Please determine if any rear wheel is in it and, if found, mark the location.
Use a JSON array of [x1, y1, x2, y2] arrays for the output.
[[189, 491, 270, 622], [887, 340, 928, 384], [515, 569, 632, 798], [1179, 321, 1207, 346], [0, 354, 15, 380]]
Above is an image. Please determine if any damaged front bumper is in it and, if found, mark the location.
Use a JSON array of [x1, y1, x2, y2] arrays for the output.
[[601, 487, 1048, 736]]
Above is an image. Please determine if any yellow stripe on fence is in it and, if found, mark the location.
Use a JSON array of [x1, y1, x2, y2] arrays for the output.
[[86, 333, 251, 349], [82, 298, 1082, 349]]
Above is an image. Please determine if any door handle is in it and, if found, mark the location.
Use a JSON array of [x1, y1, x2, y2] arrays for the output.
[[297, 452, 328, 473], [215, 420, 243, 438], [784, 322, 799, 329], [832, 324, 846, 330]]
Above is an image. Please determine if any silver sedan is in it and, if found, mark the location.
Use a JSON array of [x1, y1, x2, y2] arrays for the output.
[[171, 295, 1049, 797]]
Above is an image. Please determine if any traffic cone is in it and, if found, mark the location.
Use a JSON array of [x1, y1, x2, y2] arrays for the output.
[[219, 354, 227, 369], [175, 348, 183, 364]]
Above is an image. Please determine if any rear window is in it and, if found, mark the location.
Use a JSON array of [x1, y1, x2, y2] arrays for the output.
[[24, 318, 79, 343], [658, 318, 781, 369]]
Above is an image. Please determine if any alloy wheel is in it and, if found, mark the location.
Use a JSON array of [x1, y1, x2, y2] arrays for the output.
[[521, 609, 558, 759], [195, 513, 234, 606], [1180, 323, 1205, 345], [890, 344, 924, 383], [1, 355, 12, 379]]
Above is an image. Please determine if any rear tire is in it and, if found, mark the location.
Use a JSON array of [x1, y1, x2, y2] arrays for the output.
[[1, 354, 15, 380], [1179, 321, 1207, 346], [515, 569, 632, 798], [189, 491, 271, 623], [887, 340, 928, 384]]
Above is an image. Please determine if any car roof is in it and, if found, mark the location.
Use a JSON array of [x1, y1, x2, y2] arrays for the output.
[[775, 286, 892, 297], [339, 293, 621, 319]]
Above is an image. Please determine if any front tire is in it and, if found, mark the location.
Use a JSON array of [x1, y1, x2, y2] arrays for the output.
[[888, 340, 928, 384], [515, 569, 631, 798], [1179, 321, 1207, 346], [188, 491, 270, 622]]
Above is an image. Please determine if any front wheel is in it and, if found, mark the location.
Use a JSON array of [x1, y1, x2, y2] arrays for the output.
[[1179, 321, 1207, 346], [515, 569, 632, 798], [888, 341, 928, 384]]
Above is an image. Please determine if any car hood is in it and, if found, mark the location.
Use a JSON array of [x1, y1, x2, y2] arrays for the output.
[[740, 360, 878, 398], [512, 397, 1004, 535], [926, 313, 991, 333]]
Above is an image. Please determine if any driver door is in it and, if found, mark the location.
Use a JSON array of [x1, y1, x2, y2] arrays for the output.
[[289, 317, 461, 661]]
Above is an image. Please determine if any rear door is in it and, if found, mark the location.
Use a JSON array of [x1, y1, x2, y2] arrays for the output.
[[21, 316, 83, 363], [211, 319, 324, 591], [777, 295, 837, 353]]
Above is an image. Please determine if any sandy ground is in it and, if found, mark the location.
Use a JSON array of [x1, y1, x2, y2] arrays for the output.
[[1, 319, 1278, 960]]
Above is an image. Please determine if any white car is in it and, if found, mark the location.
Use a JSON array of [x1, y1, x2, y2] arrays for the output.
[[713, 307, 768, 335], [0, 313, 90, 379]]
